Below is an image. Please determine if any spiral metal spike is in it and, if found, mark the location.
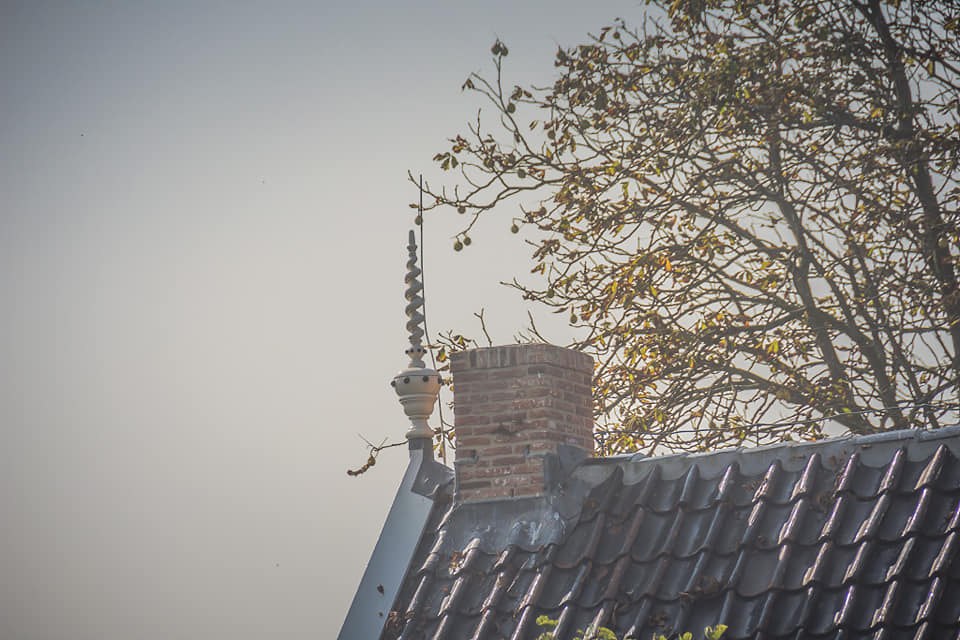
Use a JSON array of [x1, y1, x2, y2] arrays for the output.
[[392, 228, 440, 443], [404, 229, 427, 368]]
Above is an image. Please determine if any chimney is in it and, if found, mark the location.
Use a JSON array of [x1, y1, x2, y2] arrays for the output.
[[450, 344, 594, 502]]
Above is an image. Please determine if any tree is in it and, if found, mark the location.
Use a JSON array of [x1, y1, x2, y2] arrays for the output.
[[420, 0, 960, 453]]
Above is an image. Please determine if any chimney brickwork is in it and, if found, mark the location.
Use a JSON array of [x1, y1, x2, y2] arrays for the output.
[[451, 344, 594, 502]]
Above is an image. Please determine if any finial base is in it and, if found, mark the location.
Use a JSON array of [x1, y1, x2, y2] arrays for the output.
[[391, 366, 442, 441]]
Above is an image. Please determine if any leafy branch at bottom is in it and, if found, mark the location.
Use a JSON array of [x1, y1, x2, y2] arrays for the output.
[[535, 615, 727, 640]]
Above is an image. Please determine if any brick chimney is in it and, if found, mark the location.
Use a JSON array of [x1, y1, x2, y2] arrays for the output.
[[450, 344, 594, 502]]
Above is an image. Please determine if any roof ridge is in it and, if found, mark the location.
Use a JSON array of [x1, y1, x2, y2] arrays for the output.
[[572, 425, 960, 488], [626, 423, 960, 464]]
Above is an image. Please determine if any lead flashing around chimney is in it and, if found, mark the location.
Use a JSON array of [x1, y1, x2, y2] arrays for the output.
[[336, 445, 452, 640], [543, 442, 591, 491]]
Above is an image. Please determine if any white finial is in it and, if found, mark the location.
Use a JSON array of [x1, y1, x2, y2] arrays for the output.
[[404, 229, 427, 368], [391, 229, 441, 442]]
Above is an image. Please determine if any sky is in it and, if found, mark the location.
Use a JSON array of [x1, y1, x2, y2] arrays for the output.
[[1, 2, 643, 638]]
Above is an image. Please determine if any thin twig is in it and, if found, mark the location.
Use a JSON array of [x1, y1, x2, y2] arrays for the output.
[[346, 437, 407, 476], [474, 308, 493, 346]]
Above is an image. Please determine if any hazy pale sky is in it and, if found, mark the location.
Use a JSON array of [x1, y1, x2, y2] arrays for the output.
[[1, 2, 643, 638]]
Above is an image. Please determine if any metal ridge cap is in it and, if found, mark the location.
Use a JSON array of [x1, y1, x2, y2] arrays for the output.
[[571, 425, 960, 486]]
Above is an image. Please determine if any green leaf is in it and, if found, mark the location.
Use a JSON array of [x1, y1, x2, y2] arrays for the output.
[[535, 615, 558, 629]]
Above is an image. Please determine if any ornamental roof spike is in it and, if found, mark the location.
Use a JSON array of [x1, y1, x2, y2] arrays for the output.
[[391, 228, 440, 442]]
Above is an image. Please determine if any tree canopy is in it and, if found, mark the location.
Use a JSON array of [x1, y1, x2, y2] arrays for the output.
[[420, 0, 960, 453]]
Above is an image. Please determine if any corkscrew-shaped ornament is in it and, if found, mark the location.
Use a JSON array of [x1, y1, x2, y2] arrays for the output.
[[391, 229, 441, 442], [404, 230, 427, 368]]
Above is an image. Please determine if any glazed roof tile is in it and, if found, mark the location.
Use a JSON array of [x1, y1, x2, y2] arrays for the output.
[[383, 427, 960, 639]]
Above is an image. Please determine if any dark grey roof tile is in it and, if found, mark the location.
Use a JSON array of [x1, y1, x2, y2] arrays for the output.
[[837, 583, 897, 631], [844, 540, 883, 584], [740, 498, 774, 548], [621, 557, 662, 599], [819, 491, 850, 540], [731, 547, 781, 597], [516, 559, 552, 613], [778, 543, 818, 590], [716, 461, 741, 501], [599, 504, 648, 564], [754, 459, 789, 503], [661, 507, 717, 558], [547, 601, 579, 639], [646, 473, 687, 513], [508, 603, 540, 640], [606, 470, 656, 520], [656, 509, 692, 558], [873, 538, 919, 583], [552, 520, 599, 569], [752, 501, 797, 548], [712, 503, 754, 553], [624, 509, 675, 562], [807, 541, 854, 587], [695, 497, 736, 549], [834, 452, 862, 494], [537, 562, 587, 609], [501, 562, 535, 609], [854, 493, 894, 544], [883, 492, 925, 540], [915, 444, 950, 489], [432, 606, 484, 640], [619, 596, 654, 637], [933, 529, 960, 576], [468, 607, 500, 640], [600, 553, 633, 602], [778, 498, 815, 545], [677, 463, 702, 507], [764, 588, 811, 636], [451, 570, 501, 617], [716, 591, 766, 636], [883, 578, 942, 629], [878, 447, 907, 493], [831, 495, 878, 546], [837, 456, 887, 501], [933, 557, 960, 616], [789, 452, 822, 501], [655, 553, 700, 598]]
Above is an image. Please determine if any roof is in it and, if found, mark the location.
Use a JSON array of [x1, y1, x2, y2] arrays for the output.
[[381, 427, 960, 639]]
